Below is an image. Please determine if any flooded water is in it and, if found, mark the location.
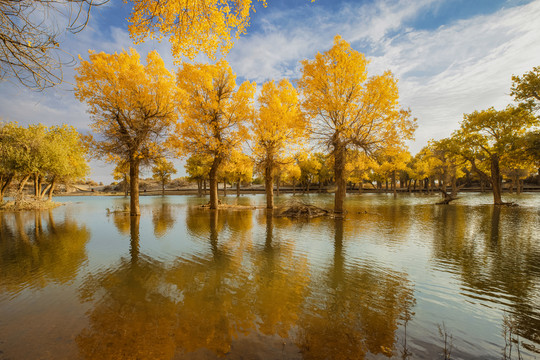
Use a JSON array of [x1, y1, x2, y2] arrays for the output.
[[0, 193, 539, 359]]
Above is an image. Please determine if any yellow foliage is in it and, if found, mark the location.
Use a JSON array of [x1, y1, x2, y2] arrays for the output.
[[298, 35, 416, 151], [252, 79, 308, 172], [170, 59, 255, 159], [128, 0, 267, 60], [75, 48, 177, 164]]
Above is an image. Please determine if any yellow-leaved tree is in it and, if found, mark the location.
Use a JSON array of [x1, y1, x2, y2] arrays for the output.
[[128, 0, 267, 60], [298, 35, 416, 213], [152, 158, 177, 195], [170, 59, 255, 209], [75, 48, 177, 216], [252, 79, 307, 209]]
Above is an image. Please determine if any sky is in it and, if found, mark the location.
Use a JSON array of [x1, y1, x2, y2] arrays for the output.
[[1, 0, 539, 184]]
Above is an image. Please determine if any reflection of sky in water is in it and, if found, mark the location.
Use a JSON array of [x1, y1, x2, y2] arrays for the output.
[[0, 193, 538, 359]]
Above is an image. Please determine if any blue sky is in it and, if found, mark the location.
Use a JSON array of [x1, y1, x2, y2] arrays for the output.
[[1, 0, 539, 183]]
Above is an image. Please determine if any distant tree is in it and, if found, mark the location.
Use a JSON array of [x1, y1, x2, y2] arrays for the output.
[[170, 59, 255, 209], [429, 137, 466, 199], [251, 79, 307, 209], [0, 0, 106, 90], [377, 147, 411, 198], [511, 66, 540, 112], [221, 150, 253, 197], [523, 130, 540, 183], [298, 35, 416, 213], [297, 152, 321, 193], [185, 154, 213, 196], [346, 151, 375, 192], [152, 158, 177, 195], [75, 48, 177, 216], [280, 160, 302, 195], [112, 161, 130, 197], [456, 106, 538, 204]]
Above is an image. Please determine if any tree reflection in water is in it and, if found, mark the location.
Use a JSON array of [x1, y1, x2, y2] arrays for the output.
[[152, 201, 176, 238], [77, 214, 178, 359], [77, 209, 416, 359], [431, 205, 540, 354], [0, 210, 90, 295], [295, 217, 415, 359]]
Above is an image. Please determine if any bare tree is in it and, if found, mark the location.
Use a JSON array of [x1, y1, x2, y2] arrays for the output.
[[0, 0, 106, 90]]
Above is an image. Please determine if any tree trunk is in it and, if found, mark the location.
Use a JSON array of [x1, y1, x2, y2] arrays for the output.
[[203, 179, 207, 195], [197, 179, 203, 196], [358, 181, 363, 194], [129, 158, 141, 216], [34, 173, 40, 197], [276, 176, 280, 196], [47, 178, 56, 201], [265, 162, 274, 210], [491, 155, 503, 205], [40, 183, 52, 200], [223, 181, 227, 197], [18, 174, 31, 195], [162, 181, 165, 196], [236, 181, 240, 197], [0, 174, 14, 202], [209, 156, 222, 209], [123, 175, 129, 197], [517, 179, 522, 195], [392, 171, 397, 198], [334, 144, 346, 214], [451, 176, 458, 198]]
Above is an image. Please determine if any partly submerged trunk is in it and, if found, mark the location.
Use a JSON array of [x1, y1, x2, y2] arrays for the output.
[[334, 144, 347, 214], [491, 155, 503, 205], [197, 179, 203, 196], [392, 171, 397, 199], [129, 158, 141, 216], [209, 156, 222, 209], [265, 162, 274, 210]]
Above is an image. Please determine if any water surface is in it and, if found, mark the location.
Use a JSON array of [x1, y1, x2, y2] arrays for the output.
[[0, 193, 539, 359]]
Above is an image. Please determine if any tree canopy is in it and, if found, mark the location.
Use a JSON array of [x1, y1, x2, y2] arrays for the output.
[[75, 48, 177, 215]]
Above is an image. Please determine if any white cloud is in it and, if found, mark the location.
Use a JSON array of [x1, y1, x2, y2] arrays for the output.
[[228, 0, 540, 153]]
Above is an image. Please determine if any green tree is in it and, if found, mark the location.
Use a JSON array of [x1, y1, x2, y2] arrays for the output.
[[511, 66, 540, 112], [457, 106, 538, 204]]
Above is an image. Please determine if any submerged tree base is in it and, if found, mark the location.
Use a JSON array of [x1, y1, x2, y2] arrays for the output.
[[276, 200, 331, 218], [0, 198, 62, 211]]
